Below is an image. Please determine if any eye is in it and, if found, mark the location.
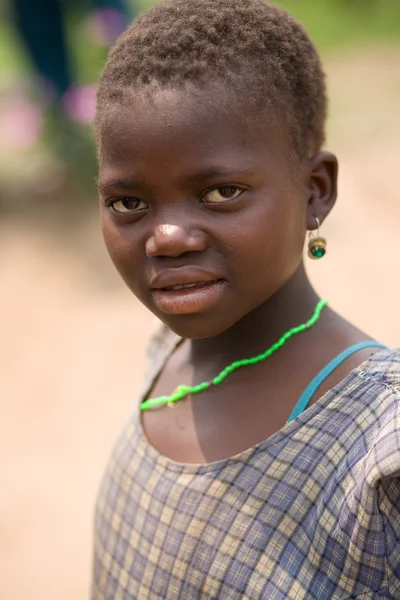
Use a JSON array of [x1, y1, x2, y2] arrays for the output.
[[202, 186, 243, 203], [108, 198, 147, 213]]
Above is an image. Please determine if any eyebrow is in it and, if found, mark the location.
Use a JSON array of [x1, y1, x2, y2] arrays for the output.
[[184, 166, 257, 183], [98, 166, 257, 194], [98, 177, 141, 194]]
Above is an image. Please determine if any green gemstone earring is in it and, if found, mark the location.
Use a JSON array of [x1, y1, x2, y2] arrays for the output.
[[308, 216, 327, 259]]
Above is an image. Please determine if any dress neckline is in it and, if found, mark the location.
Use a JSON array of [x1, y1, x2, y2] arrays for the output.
[[134, 334, 390, 473]]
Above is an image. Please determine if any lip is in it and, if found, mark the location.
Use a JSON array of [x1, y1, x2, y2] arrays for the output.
[[149, 267, 226, 315], [150, 267, 223, 291]]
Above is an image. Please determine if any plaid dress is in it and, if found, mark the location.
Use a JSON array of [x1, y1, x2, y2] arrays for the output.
[[92, 326, 400, 599]]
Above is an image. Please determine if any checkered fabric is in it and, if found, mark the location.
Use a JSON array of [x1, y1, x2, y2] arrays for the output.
[[92, 327, 400, 599]]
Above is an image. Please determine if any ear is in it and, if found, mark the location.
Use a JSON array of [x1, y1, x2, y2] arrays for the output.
[[305, 151, 338, 230]]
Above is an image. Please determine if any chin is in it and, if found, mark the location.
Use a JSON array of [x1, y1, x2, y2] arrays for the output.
[[155, 312, 235, 340]]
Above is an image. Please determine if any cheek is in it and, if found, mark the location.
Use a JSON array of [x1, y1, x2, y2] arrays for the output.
[[227, 200, 305, 295], [101, 214, 144, 291]]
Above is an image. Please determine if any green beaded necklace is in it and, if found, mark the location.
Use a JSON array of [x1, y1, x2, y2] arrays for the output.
[[140, 298, 328, 411]]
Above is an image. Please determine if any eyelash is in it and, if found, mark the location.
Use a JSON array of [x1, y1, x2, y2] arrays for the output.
[[107, 197, 147, 214], [202, 186, 244, 204], [106, 185, 246, 215]]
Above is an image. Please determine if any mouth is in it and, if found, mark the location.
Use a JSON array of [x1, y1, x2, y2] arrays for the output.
[[151, 279, 225, 315], [158, 279, 220, 292]]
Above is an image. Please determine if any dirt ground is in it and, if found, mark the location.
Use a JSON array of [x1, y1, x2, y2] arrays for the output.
[[1, 49, 399, 600]]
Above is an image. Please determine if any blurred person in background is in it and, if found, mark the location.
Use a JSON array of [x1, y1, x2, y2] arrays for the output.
[[1, 0, 136, 152]]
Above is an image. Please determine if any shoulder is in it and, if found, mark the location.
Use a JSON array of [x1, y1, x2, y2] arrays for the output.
[[341, 347, 400, 416], [140, 319, 182, 396], [315, 349, 400, 486], [357, 348, 400, 394], [355, 350, 400, 593], [146, 319, 181, 360], [352, 348, 400, 483]]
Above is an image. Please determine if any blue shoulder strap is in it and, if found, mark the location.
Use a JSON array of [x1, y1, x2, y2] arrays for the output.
[[287, 341, 387, 423]]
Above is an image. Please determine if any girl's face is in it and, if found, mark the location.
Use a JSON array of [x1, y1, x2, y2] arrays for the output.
[[98, 87, 311, 339]]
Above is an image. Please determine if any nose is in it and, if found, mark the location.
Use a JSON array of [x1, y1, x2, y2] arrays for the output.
[[145, 223, 207, 258]]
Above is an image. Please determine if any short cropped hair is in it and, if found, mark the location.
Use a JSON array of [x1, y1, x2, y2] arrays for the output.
[[96, 0, 327, 159]]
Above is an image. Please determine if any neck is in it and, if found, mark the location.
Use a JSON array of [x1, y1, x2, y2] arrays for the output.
[[189, 264, 320, 376]]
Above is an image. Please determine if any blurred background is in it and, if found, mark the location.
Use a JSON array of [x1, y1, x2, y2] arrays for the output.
[[1, 1, 399, 598]]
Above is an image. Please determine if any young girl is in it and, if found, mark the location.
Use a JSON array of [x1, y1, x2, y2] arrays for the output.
[[92, 1, 400, 598]]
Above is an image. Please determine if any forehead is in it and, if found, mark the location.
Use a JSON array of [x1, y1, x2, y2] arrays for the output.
[[98, 85, 293, 181]]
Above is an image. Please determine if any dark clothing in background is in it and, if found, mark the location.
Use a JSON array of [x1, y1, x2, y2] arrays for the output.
[[13, 0, 132, 96]]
